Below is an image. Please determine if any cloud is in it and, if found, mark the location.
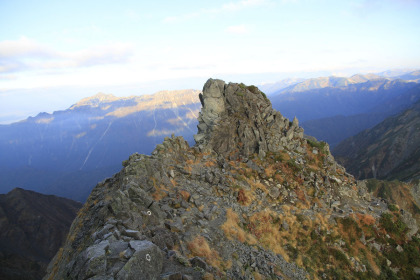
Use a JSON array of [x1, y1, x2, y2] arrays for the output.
[[0, 74, 17, 80], [350, 0, 383, 17], [35, 117, 54, 124], [163, 12, 201, 23], [0, 37, 56, 58], [69, 44, 134, 67], [0, 60, 25, 73], [0, 37, 134, 74], [163, 0, 271, 23], [147, 128, 184, 137], [225, 24, 250, 34], [221, 0, 270, 11], [169, 64, 215, 71]]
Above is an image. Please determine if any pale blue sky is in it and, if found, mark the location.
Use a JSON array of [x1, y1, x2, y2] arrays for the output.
[[1, 0, 420, 123]]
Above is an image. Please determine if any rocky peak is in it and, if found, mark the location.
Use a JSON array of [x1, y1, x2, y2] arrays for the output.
[[70, 93, 122, 109], [194, 78, 304, 158], [44, 79, 420, 280]]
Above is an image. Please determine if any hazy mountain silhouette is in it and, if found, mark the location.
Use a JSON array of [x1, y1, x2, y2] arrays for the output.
[[334, 100, 420, 181], [0, 90, 200, 201]]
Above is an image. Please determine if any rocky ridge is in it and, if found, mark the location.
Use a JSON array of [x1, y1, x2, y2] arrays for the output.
[[45, 79, 420, 279]]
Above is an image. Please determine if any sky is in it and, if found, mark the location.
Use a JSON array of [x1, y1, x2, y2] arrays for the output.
[[1, 0, 420, 124]]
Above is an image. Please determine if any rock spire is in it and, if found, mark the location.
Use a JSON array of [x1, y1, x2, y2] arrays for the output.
[[194, 78, 304, 158]]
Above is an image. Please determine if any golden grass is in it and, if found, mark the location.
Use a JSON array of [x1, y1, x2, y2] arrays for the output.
[[366, 250, 381, 275], [237, 188, 255, 206], [307, 186, 316, 197], [248, 209, 289, 260], [315, 212, 331, 232], [179, 190, 190, 201], [221, 208, 257, 245], [245, 177, 268, 193], [280, 151, 291, 161], [184, 160, 193, 173], [151, 177, 169, 201], [204, 159, 217, 167], [265, 165, 276, 177], [274, 174, 284, 184], [237, 189, 248, 205], [223, 259, 233, 271], [356, 213, 376, 226], [202, 273, 214, 280], [253, 271, 264, 280], [187, 236, 222, 269], [295, 187, 306, 202], [46, 247, 64, 280]]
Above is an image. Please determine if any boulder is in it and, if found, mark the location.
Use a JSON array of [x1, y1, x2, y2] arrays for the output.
[[116, 240, 163, 280]]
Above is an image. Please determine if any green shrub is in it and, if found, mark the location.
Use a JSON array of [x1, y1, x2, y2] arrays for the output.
[[286, 244, 299, 261], [287, 160, 301, 172], [260, 91, 268, 100], [329, 248, 350, 268], [388, 204, 398, 212], [246, 85, 259, 94], [307, 139, 327, 150], [273, 153, 284, 162], [380, 213, 407, 236]]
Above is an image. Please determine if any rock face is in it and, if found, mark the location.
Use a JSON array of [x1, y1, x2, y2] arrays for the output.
[[195, 79, 303, 158], [0, 188, 81, 280], [44, 79, 420, 280]]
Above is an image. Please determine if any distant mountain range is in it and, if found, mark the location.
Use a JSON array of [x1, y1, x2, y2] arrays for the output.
[[260, 69, 420, 95], [273, 73, 384, 94], [269, 73, 420, 147], [378, 69, 420, 81], [1, 70, 419, 201], [271, 76, 420, 122], [257, 78, 305, 94], [333, 100, 420, 181], [0, 188, 81, 280], [0, 90, 200, 201]]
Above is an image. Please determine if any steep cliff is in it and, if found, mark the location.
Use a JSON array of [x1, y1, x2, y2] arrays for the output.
[[334, 100, 420, 181], [45, 79, 420, 280], [0, 188, 81, 280]]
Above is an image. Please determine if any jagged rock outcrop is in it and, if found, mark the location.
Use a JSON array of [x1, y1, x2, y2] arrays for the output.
[[194, 79, 303, 158], [0, 188, 81, 280], [45, 79, 420, 280]]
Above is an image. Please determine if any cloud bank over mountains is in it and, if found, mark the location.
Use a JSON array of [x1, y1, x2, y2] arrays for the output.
[[0, 37, 133, 75]]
